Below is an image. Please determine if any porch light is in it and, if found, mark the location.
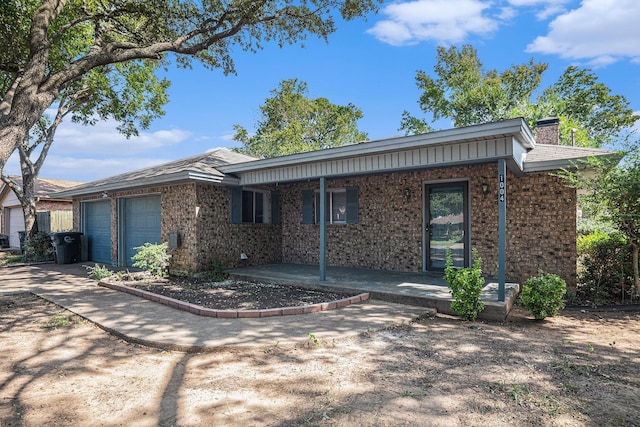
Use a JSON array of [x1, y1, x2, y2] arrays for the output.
[[404, 188, 411, 200], [240, 253, 248, 260], [102, 191, 109, 199], [481, 183, 489, 198]]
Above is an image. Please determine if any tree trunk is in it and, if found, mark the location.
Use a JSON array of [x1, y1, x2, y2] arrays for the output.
[[633, 242, 640, 298], [22, 199, 39, 239]]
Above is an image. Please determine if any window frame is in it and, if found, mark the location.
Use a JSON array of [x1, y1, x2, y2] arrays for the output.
[[241, 189, 269, 224], [314, 188, 347, 225]]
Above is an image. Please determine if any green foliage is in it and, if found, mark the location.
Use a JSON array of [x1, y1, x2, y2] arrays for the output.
[[40, 310, 71, 329], [307, 332, 320, 348], [444, 248, 485, 321], [561, 147, 640, 296], [131, 243, 172, 277], [520, 273, 567, 320], [0, 0, 379, 178], [577, 232, 632, 304], [84, 264, 114, 281], [538, 66, 638, 146], [0, 254, 25, 266], [199, 260, 229, 282], [404, 45, 546, 132], [23, 231, 55, 262], [402, 45, 638, 148], [233, 78, 368, 158]]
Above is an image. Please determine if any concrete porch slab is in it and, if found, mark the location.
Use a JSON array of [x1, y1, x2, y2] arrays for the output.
[[228, 263, 520, 321]]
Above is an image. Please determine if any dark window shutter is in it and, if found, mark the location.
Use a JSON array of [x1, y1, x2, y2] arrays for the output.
[[346, 186, 359, 224], [271, 191, 281, 224], [230, 187, 242, 223], [302, 190, 314, 224]]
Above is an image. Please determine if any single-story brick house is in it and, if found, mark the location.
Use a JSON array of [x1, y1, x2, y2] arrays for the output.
[[54, 118, 615, 288], [1, 177, 82, 248]]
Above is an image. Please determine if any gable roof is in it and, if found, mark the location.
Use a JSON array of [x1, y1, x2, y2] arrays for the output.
[[219, 119, 618, 185], [52, 118, 619, 197], [53, 148, 256, 198], [0, 176, 84, 202], [522, 144, 619, 172]]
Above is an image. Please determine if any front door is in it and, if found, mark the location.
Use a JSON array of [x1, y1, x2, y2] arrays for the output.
[[425, 182, 469, 270]]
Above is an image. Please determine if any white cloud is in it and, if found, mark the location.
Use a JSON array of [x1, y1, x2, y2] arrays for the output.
[[4, 150, 174, 182], [44, 155, 173, 182], [367, 0, 498, 46], [526, 0, 640, 64], [52, 118, 192, 155], [2, 117, 195, 182]]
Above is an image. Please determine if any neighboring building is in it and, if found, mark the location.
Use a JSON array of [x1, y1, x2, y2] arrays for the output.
[[0, 177, 83, 248], [53, 118, 615, 287]]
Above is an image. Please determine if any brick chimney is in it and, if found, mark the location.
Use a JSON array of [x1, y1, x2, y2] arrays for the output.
[[535, 117, 560, 145]]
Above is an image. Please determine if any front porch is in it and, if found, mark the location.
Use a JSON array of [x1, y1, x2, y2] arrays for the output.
[[228, 263, 520, 321]]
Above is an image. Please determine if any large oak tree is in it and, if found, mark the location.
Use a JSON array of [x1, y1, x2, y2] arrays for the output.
[[233, 78, 367, 158], [401, 45, 638, 147], [0, 0, 378, 241], [0, 0, 380, 176]]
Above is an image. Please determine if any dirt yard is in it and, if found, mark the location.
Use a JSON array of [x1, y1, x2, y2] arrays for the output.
[[1, 292, 639, 427]]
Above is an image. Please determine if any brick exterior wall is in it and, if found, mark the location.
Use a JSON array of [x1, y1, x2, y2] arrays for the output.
[[72, 162, 576, 286], [278, 163, 577, 286], [194, 183, 282, 271], [73, 182, 282, 272]]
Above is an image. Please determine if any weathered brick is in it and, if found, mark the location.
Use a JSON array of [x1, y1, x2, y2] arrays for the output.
[[216, 310, 238, 318], [282, 306, 304, 315], [237, 310, 261, 318], [260, 308, 283, 317]]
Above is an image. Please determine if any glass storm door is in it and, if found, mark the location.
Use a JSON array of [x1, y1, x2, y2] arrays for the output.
[[425, 183, 469, 270]]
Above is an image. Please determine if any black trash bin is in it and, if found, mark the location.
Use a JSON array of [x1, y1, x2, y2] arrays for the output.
[[52, 232, 83, 264], [18, 231, 25, 251]]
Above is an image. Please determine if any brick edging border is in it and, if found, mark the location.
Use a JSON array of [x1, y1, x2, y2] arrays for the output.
[[98, 280, 370, 318]]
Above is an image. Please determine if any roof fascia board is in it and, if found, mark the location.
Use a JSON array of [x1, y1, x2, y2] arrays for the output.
[[523, 152, 619, 173], [52, 170, 229, 198], [220, 118, 533, 174]]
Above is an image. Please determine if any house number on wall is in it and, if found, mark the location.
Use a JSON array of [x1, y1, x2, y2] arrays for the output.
[[498, 174, 506, 203]]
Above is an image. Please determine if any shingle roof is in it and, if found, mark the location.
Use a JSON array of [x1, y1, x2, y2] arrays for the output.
[[523, 144, 618, 172], [53, 148, 256, 197], [1, 176, 84, 199]]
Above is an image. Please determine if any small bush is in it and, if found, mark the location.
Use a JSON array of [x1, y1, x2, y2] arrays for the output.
[[577, 231, 632, 304], [131, 242, 171, 277], [444, 248, 485, 321], [520, 272, 566, 319], [84, 264, 113, 281], [198, 259, 229, 282], [23, 231, 55, 262]]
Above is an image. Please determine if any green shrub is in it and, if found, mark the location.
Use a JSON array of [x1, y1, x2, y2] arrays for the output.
[[84, 264, 113, 281], [444, 248, 485, 321], [199, 259, 229, 282], [131, 242, 171, 277], [23, 231, 55, 262], [576, 231, 632, 304], [520, 272, 566, 319]]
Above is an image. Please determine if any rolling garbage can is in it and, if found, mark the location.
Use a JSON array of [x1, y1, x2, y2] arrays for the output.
[[52, 232, 83, 264], [18, 231, 25, 251]]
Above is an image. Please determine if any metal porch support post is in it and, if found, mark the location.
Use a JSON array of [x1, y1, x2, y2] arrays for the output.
[[498, 159, 506, 302], [319, 176, 326, 282]]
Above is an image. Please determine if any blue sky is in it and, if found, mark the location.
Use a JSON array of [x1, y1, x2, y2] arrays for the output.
[[6, 0, 640, 182]]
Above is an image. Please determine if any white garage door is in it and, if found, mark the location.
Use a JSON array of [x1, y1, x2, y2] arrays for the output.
[[7, 207, 25, 248]]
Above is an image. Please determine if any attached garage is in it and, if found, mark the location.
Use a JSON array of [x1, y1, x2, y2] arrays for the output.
[[119, 195, 161, 266], [82, 200, 112, 264], [7, 206, 24, 248]]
